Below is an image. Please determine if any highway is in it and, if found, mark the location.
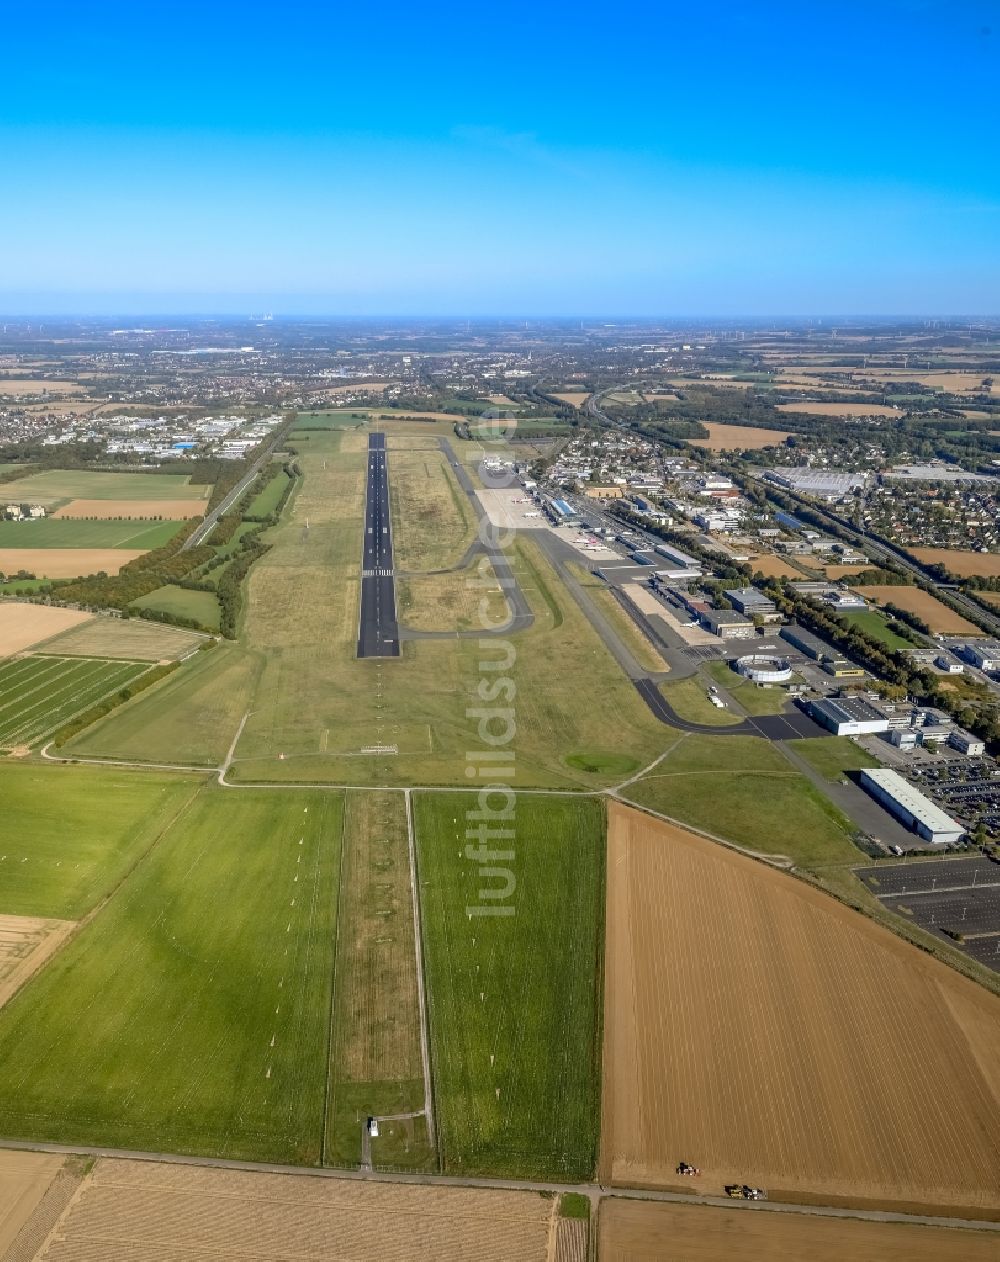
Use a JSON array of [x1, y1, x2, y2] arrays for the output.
[[357, 432, 400, 658]]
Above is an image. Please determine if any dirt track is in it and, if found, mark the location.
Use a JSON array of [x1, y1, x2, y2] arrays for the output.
[[601, 802, 1000, 1214]]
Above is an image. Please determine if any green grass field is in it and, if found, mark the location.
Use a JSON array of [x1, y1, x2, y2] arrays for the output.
[[0, 655, 150, 749], [415, 792, 604, 1180], [0, 785, 343, 1162], [0, 519, 185, 549], [65, 643, 259, 766], [840, 608, 913, 650], [131, 584, 221, 631], [0, 764, 201, 918], [0, 470, 207, 507], [624, 733, 863, 867], [244, 472, 289, 518], [793, 735, 884, 781]]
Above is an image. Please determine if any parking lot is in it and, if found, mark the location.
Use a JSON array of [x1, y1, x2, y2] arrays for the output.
[[856, 855, 1000, 973], [907, 758, 1000, 840]]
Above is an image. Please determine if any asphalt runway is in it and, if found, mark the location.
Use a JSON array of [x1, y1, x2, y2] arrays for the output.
[[357, 432, 400, 658]]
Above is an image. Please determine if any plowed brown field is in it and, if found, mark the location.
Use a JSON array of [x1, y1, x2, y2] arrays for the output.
[[853, 584, 979, 634], [53, 499, 204, 519], [690, 423, 792, 450], [908, 548, 1000, 579], [598, 1200, 1000, 1260], [748, 553, 808, 579], [0, 549, 144, 579], [31, 1159, 555, 1261], [601, 802, 1000, 1214], [0, 1151, 65, 1255], [0, 605, 93, 655]]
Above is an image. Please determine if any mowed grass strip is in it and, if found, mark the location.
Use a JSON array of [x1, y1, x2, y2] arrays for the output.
[[325, 791, 431, 1171], [0, 763, 202, 918], [415, 793, 604, 1180], [0, 786, 344, 1162], [0, 655, 149, 748], [0, 519, 184, 550]]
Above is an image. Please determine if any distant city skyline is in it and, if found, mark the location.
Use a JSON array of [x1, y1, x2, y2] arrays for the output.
[[2, 0, 998, 315]]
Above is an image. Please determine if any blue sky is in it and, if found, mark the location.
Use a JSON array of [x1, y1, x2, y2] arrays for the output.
[[1, 0, 997, 315]]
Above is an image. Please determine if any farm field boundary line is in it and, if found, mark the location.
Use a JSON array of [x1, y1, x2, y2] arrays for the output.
[[0, 1139, 996, 1232]]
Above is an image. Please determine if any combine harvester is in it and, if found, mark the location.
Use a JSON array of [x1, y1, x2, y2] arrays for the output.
[[725, 1184, 767, 1200]]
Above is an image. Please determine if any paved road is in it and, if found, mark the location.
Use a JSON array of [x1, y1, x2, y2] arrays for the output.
[[357, 432, 400, 658], [0, 1137, 994, 1234], [183, 442, 281, 551]]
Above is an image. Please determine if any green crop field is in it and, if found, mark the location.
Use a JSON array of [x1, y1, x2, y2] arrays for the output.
[[131, 584, 221, 630], [0, 519, 185, 549], [0, 785, 343, 1162], [0, 470, 208, 507], [0, 764, 201, 918], [0, 655, 150, 749], [414, 792, 604, 1180], [623, 733, 863, 868]]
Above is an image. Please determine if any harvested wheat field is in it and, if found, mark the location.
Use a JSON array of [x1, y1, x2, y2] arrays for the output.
[[908, 548, 1000, 579], [0, 1150, 66, 1256], [0, 605, 93, 656], [976, 590, 1000, 608], [748, 553, 808, 579], [825, 563, 871, 579], [0, 379, 79, 396], [601, 802, 1000, 1215], [777, 400, 903, 417], [598, 1200, 1000, 1261], [0, 549, 145, 580], [0, 915, 76, 1010], [37, 618, 203, 661], [29, 1159, 556, 1261], [854, 584, 979, 634], [53, 499, 203, 520], [690, 423, 792, 450], [552, 392, 591, 407]]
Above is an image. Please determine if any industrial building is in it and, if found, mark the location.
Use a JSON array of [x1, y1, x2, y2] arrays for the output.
[[780, 623, 837, 661], [809, 696, 890, 736], [765, 468, 868, 499], [859, 768, 965, 845], [702, 609, 755, 639], [725, 587, 777, 618], [960, 641, 1000, 672], [821, 657, 866, 679]]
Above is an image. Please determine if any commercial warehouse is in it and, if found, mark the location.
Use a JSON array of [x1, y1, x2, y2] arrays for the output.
[[859, 768, 965, 845], [809, 696, 889, 736]]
